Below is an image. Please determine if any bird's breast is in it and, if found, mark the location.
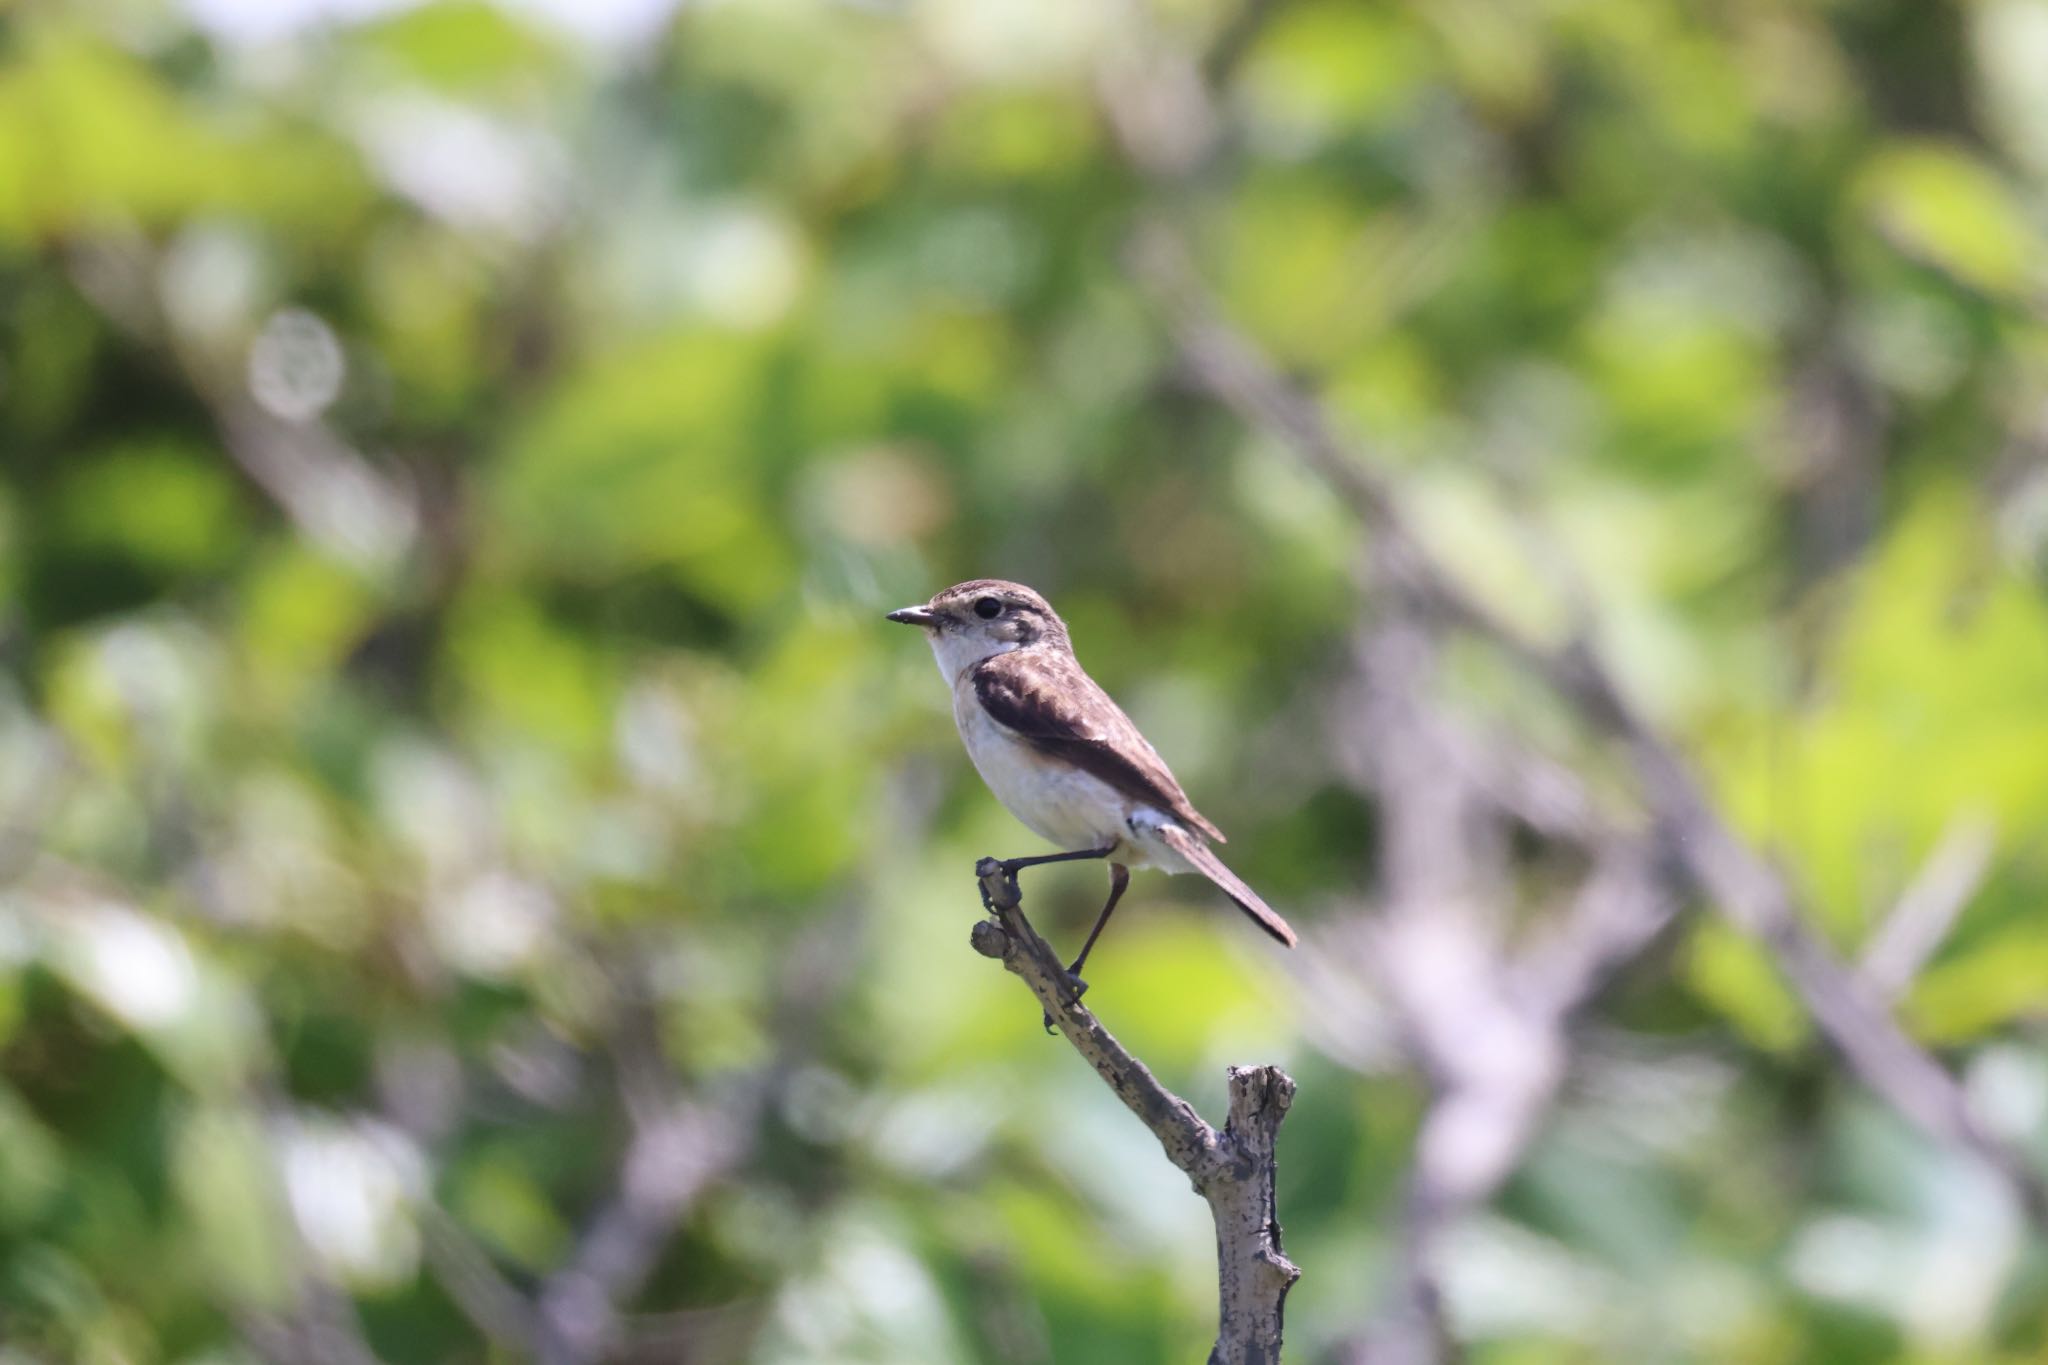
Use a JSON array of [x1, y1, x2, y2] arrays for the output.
[[952, 685, 1132, 853]]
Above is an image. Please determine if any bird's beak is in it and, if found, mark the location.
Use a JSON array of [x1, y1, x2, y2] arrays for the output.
[[886, 605, 939, 628]]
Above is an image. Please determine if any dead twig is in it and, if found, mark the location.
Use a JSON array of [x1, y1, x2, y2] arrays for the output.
[[971, 858, 1300, 1365]]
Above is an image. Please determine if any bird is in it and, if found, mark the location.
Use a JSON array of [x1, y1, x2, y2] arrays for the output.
[[887, 579, 1296, 995]]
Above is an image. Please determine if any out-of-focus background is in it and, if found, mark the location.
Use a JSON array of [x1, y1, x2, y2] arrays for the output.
[[5, 0, 2048, 1361]]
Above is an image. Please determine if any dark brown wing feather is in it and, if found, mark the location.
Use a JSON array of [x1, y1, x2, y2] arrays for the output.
[[972, 649, 1226, 843]]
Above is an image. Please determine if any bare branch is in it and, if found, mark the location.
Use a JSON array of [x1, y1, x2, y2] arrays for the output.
[[529, 945, 768, 1365], [215, 400, 418, 571], [537, 1097, 753, 1365], [1212, 1066, 1300, 1365], [234, 1299, 382, 1365], [532, 903, 866, 1364], [1434, 719, 1611, 846], [1338, 610, 1562, 1364], [1861, 814, 1996, 1000], [973, 860, 1221, 1174], [1516, 839, 1679, 1021], [417, 1202, 546, 1355], [971, 859, 1300, 1364]]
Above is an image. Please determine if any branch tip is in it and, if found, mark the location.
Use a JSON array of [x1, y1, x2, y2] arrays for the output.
[[969, 919, 1011, 960]]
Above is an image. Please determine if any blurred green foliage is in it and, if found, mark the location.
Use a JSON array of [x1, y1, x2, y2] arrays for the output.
[[2, 0, 2047, 1362]]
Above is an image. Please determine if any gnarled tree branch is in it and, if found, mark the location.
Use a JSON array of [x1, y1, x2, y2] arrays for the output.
[[969, 858, 1300, 1365]]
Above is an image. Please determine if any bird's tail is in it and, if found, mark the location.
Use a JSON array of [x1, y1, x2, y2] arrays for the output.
[[1158, 826, 1298, 948]]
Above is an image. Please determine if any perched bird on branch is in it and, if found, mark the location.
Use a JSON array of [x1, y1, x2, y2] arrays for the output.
[[888, 579, 1296, 990]]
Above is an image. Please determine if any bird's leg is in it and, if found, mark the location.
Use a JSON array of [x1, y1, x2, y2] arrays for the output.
[[1043, 863, 1129, 1033], [1066, 862, 1129, 983], [999, 843, 1118, 876], [986, 842, 1116, 908]]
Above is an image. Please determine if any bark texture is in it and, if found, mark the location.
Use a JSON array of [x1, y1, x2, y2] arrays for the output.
[[971, 858, 1300, 1364]]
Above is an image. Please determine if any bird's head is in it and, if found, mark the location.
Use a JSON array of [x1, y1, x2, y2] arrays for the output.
[[887, 579, 1069, 676]]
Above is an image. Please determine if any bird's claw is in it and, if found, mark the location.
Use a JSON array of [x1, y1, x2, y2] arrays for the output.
[[996, 862, 1026, 906], [974, 860, 1022, 913], [1040, 970, 1088, 1034]]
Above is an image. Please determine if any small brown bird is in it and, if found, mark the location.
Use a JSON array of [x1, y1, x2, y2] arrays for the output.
[[888, 579, 1296, 986]]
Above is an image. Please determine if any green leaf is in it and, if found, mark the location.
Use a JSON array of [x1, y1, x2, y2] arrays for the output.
[[1685, 921, 1808, 1051], [1856, 141, 2036, 294]]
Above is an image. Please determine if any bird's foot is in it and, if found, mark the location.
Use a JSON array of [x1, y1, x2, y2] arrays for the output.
[[995, 858, 1032, 903], [977, 875, 1021, 914], [1041, 970, 1088, 1033], [974, 857, 1022, 913]]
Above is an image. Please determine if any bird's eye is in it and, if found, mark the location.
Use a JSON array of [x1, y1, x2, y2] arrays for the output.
[[973, 596, 1003, 620]]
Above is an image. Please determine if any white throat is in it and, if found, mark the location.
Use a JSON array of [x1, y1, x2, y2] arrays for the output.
[[925, 629, 1020, 684]]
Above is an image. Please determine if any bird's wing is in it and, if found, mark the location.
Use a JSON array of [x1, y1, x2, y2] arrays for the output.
[[972, 649, 1225, 843]]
